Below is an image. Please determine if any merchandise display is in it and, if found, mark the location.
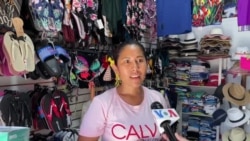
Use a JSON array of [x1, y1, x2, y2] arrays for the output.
[[0, 0, 249, 141]]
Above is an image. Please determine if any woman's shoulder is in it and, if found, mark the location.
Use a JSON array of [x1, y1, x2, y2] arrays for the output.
[[93, 87, 116, 101], [143, 86, 162, 97], [143, 86, 170, 108]]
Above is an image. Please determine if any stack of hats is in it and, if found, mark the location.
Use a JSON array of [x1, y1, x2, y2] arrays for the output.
[[180, 32, 200, 59], [159, 35, 182, 60], [220, 83, 250, 132], [199, 28, 231, 60]]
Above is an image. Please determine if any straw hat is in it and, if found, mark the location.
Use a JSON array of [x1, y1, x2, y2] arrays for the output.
[[222, 127, 250, 141], [180, 32, 198, 44], [224, 107, 250, 128], [205, 28, 230, 40], [222, 83, 250, 106]]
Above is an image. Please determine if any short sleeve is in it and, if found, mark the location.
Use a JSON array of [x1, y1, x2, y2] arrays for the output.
[[79, 97, 106, 137]]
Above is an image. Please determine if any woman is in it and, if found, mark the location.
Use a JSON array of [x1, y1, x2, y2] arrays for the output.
[[78, 41, 188, 141]]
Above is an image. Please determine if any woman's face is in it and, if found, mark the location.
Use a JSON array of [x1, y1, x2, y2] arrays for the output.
[[115, 44, 147, 88]]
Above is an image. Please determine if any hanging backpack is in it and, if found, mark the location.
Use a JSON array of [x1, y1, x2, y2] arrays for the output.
[[40, 89, 71, 132], [22, 0, 64, 37], [30, 85, 50, 130], [0, 90, 32, 127], [0, 0, 23, 33]]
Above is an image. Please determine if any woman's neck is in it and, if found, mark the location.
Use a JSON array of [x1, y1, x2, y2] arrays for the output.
[[117, 85, 143, 96], [116, 85, 144, 106]]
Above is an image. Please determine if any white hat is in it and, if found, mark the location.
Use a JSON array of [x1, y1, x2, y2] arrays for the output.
[[210, 27, 224, 35], [222, 127, 250, 141], [168, 35, 179, 39], [205, 27, 230, 40], [231, 46, 250, 60], [168, 34, 180, 42], [225, 107, 250, 127], [180, 32, 198, 44]]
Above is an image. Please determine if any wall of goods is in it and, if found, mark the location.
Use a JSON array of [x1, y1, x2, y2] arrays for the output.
[[0, 0, 250, 140]]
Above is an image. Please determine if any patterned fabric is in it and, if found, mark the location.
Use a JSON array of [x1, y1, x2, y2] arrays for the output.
[[126, 0, 146, 40], [30, 0, 64, 32], [0, 0, 22, 33], [103, 66, 111, 81], [192, 0, 223, 27], [144, 0, 157, 42], [72, 0, 98, 34]]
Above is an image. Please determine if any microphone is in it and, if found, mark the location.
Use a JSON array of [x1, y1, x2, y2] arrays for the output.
[[151, 101, 179, 141]]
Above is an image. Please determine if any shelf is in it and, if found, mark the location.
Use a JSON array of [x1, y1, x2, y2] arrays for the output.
[[182, 112, 212, 118], [169, 84, 217, 88]]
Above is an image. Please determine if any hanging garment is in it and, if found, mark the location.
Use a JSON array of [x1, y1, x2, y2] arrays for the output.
[[126, 0, 146, 40], [237, 0, 250, 31], [192, 0, 223, 27], [144, 0, 157, 42], [102, 0, 122, 36], [156, 0, 192, 36]]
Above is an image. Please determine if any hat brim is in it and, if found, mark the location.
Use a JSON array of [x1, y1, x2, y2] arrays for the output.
[[210, 114, 227, 127], [180, 39, 198, 44], [205, 34, 231, 40], [224, 110, 250, 127], [222, 130, 250, 141], [223, 83, 250, 106]]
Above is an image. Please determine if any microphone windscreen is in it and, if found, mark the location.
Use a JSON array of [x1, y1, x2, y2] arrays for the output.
[[151, 101, 164, 109]]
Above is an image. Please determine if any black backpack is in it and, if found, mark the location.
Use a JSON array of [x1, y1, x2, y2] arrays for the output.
[[0, 90, 32, 127]]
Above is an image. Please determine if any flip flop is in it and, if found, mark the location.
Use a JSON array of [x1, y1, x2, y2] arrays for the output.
[[71, 12, 86, 40], [41, 90, 70, 132], [0, 35, 5, 75], [19, 33, 35, 72], [36, 61, 51, 80], [3, 31, 25, 73], [36, 41, 62, 77], [27, 56, 40, 80], [55, 46, 70, 63], [41, 92, 63, 132]]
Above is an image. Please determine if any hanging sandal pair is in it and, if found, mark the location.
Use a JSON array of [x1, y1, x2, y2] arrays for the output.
[[1, 18, 35, 76]]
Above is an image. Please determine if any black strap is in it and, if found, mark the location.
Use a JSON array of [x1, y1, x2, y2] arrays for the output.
[[228, 88, 245, 101], [229, 113, 246, 123]]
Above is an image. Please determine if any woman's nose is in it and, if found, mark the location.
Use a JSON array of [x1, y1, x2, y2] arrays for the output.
[[131, 60, 139, 70]]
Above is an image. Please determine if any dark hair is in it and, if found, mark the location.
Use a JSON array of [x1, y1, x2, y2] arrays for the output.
[[113, 40, 146, 65]]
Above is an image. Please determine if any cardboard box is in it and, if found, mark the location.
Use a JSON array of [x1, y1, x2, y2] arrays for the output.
[[0, 126, 30, 141]]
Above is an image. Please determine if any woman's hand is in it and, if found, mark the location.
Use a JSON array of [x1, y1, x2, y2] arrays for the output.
[[162, 133, 189, 141]]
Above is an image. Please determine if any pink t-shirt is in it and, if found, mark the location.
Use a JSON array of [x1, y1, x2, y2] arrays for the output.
[[79, 86, 170, 141]]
